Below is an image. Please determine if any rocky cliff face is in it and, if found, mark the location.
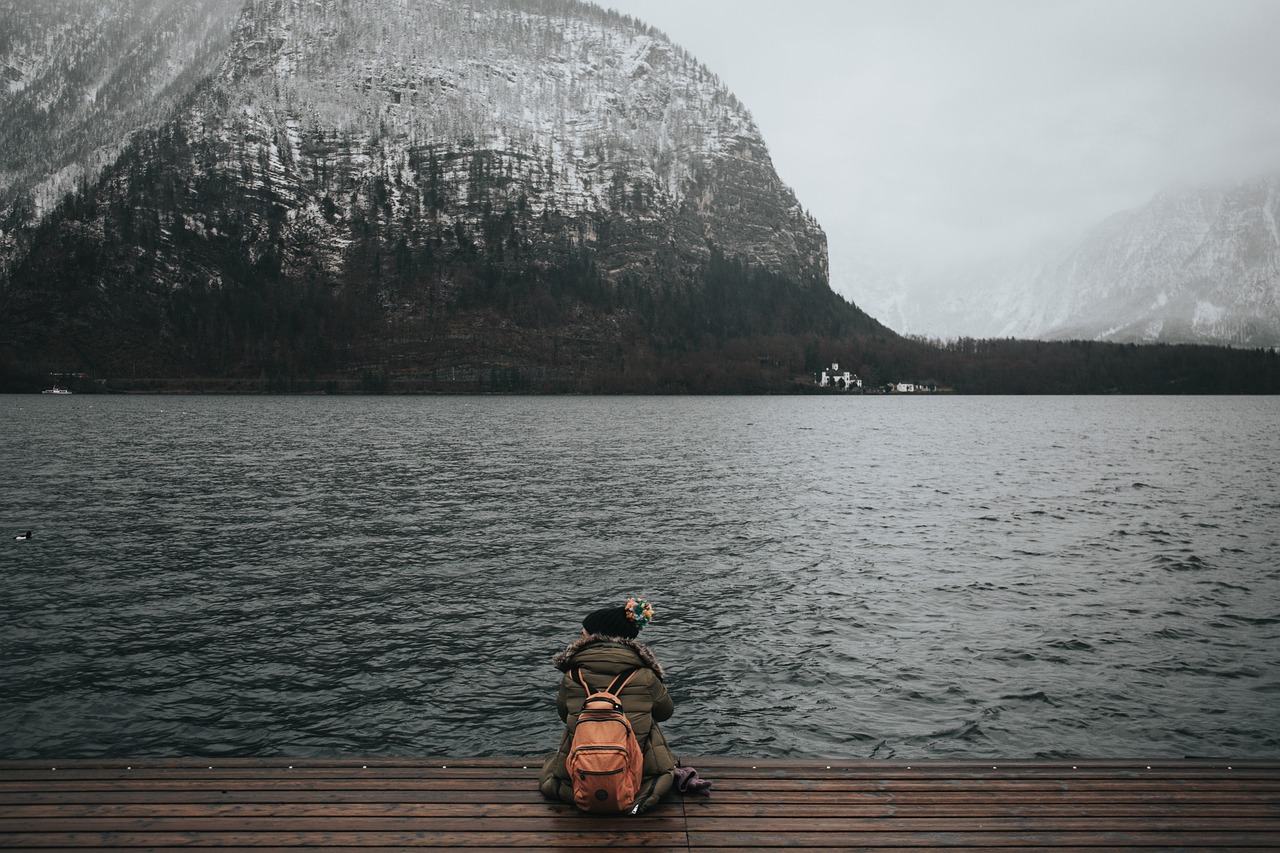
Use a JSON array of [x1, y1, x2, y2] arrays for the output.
[[0, 0, 241, 241], [1, 0, 861, 388], [203, 0, 829, 283], [878, 174, 1280, 347]]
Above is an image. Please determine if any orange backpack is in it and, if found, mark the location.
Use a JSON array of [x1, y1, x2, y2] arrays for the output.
[[566, 667, 644, 813]]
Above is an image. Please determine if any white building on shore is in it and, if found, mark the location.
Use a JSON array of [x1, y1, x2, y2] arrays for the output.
[[819, 363, 862, 391]]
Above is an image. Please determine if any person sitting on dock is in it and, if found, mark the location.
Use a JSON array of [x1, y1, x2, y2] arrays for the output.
[[538, 597, 677, 813]]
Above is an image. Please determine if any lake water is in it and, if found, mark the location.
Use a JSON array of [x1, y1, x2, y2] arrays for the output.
[[2, 394, 1278, 761]]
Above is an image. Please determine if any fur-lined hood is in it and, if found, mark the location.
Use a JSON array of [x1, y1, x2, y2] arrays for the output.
[[552, 633, 665, 680]]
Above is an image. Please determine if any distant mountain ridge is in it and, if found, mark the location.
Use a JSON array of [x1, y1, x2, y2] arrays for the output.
[[1040, 175, 1280, 346], [1, 0, 875, 389], [855, 173, 1280, 348]]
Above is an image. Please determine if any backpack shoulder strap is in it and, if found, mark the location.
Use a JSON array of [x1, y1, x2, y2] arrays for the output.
[[605, 667, 640, 697], [572, 666, 639, 696]]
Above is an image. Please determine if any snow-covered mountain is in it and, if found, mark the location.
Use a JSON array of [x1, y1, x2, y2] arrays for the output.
[[1041, 176, 1280, 346], [1, 0, 866, 386], [0, 0, 242, 229], [197, 0, 830, 282], [873, 174, 1280, 347]]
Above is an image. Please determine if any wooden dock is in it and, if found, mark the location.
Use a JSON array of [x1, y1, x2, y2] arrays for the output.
[[2, 757, 1278, 849]]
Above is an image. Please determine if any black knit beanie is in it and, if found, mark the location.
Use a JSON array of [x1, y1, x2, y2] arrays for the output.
[[582, 606, 640, 640]]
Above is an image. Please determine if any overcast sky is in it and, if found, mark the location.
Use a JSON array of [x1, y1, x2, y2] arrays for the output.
[[601, 0, 1280, 299]]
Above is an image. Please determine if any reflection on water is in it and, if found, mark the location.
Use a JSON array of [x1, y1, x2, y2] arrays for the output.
[[2, 394, 1278, 759]]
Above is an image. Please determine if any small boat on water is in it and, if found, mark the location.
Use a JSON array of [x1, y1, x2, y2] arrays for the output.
[[41, 386, 72, 395]]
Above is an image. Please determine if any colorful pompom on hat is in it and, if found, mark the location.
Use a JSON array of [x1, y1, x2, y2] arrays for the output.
[[583, 597, 654, 639]]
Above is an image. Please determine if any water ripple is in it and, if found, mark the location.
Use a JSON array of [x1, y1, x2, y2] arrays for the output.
[[2, 395, 1279, 761]]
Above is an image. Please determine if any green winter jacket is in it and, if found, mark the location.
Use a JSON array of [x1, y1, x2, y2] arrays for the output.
[[537, 634, 676, 812]]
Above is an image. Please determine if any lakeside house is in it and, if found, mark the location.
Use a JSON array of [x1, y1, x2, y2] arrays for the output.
[[890, 379, 940, 393], [818, 365, 944, 394], [819, 363, 862, 391]]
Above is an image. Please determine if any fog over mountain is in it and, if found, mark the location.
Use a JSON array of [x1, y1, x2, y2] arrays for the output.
[[604, 0, 1280, 345], [863, 173, 1280, 348]]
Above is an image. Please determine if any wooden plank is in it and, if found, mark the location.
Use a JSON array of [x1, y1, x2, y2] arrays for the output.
[[4, 757, 1271, 772], [0, 845, 632, 850], [14, 815, 1271, 835], [0, 831, 691, 849], [698, 768, 1279, 782], [684, 816, 1280, 832], [685, 756, 1264, 767], [17, 849, 668, 853], [0, 845, 629, 850], [686, 789, 1280, 805], [658, 767, 1274, 785], [0, 778, 547, 793], [3, 801, 1278, 819], [699, 763, 1280, 777], [0, 758, 534, 771], [10, 768, 1273, 784], [0, 767, 545, 782], [10, 848, 1270, 853], [10, 778, 1275, 798], [5, 759, 1270, 778], [684, 778, 1280, 793], [0, 816, 688, 833], [6, 788, 1277, 807], [683, 802, 1280, 819], [685, 830, 1280, 848], [0, 803, 571, 818], [0, 790, 550, 805], [696, 845, 1274, 850]]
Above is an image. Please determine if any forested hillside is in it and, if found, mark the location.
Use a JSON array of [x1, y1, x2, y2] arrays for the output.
[[2, 0, 883, 391]]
